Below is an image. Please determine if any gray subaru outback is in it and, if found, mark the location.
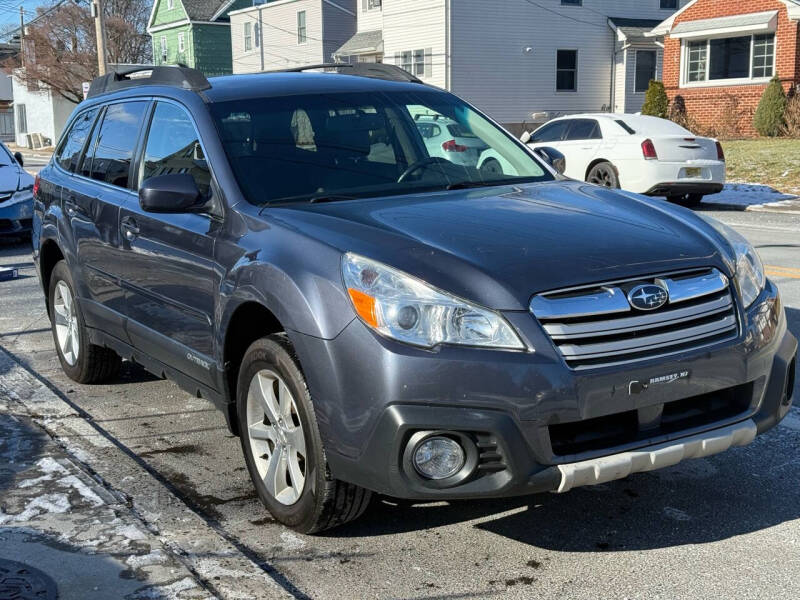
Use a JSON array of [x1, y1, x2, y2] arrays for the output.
[[32, 65, 796, 533]]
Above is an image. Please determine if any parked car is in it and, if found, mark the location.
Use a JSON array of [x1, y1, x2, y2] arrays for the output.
[[33, 65, 796, 534], [523, 113, 726, 206], [414, 113, 487, 167], [0, 141, 34, 237]]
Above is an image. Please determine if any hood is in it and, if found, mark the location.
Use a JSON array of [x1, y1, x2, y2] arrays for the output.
[[266, 181, 727, 311]]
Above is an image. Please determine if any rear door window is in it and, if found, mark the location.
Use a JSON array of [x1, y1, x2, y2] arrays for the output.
[[85, 101, 148, 189], [139, 102, 212, 198], [531, 120, 569, 143], [564, 119, 601, 141], [57, 107, 101, 172]]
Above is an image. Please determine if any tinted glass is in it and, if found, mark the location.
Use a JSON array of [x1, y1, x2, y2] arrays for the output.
[[210, 90, 552, 205], [565, 119, 600, 141], [57, 107, 100, 172], [710, 36, 750, 80], [635, 50, 657, 93], [532, 120, 569, 143], [0, 143, 13, 167], [140, 102, 211, 198], [86, 102, 147, 188]]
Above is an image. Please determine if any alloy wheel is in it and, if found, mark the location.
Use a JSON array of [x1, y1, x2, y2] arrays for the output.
[[588, 164, 617, 187], [53, 281, 79, 366], [246, 369, 306, 505]]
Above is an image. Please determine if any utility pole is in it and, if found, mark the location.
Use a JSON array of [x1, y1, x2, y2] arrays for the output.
[[19, 6, 24, 68], [92, 0, 108, 76]]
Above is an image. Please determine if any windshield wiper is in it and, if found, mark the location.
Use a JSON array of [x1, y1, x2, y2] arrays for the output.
[[261, 193, 358, 207]]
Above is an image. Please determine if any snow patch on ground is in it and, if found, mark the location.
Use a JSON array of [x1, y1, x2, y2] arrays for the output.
[[703, 183, 799, 208], [57, 474, 106, 507], [0, 493, 72, 524]]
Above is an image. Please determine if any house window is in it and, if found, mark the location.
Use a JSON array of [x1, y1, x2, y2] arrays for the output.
[[561, 0, 581, 5], [363, 0, 381, 10], [400, 50, 412, 73], [244, 22, 252, 51], [160, 36, 167, 62], [635, 50, 657, 93], [16, 104, 27, 134], [660, 0, 678, 8], [556, 49, 577, 91], [684, 33, 774, 84], [413, 49, 425, 76], [178, 32, 185, 53], [297, 11, 307, 44]]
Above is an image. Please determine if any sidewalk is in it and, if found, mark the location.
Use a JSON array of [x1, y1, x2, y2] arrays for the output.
[[0, 346, 295, 600]]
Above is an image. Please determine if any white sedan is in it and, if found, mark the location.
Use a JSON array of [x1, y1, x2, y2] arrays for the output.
[[523, 113, 725, 205]]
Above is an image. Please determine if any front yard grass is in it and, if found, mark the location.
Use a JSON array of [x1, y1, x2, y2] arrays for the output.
[[722, 139, 800, 195]]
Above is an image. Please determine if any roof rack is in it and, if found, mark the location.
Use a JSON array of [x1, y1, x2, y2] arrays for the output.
[[276, 63, 423, 84], [86, 65, 211, 99]]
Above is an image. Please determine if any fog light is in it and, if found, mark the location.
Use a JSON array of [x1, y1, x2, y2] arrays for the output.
[[413, 436, 465, 480]]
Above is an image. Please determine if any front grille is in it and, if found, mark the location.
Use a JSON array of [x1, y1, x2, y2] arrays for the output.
[[549, 382, 753, 456], [530, 268, 738, 370]]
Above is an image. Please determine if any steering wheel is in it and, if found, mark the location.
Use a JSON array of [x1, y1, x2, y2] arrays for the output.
[[397, 157, 452, 183]]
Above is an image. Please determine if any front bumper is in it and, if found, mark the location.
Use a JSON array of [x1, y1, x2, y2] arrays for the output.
[[292, 280, 796, 499], [0, 190, 34, 236]]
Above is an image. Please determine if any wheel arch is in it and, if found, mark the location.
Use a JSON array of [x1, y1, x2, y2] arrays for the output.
[[585, 158, 617, 182], [39, 238, 65, 317], [221, 300, 285, 435]]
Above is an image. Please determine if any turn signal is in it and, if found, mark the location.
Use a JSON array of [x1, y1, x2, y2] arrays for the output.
[[347, 288, 379, 328]]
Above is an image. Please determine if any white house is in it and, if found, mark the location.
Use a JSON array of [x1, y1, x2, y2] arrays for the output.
[[11, 70, 74, 148], [230, 0, 691, 133], [229, 0, 357, 73]]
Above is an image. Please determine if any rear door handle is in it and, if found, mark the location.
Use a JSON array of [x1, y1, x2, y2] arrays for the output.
[[121, 216, 139, 241]]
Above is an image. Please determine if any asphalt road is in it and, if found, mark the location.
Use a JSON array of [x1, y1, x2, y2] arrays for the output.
[[1, 208, 798, 600]]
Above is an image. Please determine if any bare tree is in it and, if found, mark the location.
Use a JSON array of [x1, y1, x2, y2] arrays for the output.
[[1, 0, 152, 104]]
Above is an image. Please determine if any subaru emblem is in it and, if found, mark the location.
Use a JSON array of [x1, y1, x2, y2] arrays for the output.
[[627, 284, 669, 311]]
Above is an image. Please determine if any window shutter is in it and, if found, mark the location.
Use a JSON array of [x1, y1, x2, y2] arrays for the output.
[[425, 48, 432, 78]]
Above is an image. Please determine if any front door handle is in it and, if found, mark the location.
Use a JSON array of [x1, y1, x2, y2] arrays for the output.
[[121, 216, 140, 241]]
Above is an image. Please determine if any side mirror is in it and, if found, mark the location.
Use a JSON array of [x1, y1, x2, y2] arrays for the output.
[[139, 173, 205, 214], [13, 152, 23, 167], [534, 147, 566, 175], [520, 131, 532, 144]]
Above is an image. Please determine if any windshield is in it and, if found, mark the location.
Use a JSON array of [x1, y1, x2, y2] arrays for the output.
[[209, 89, 552, 205], [0, 143, 13, 167]]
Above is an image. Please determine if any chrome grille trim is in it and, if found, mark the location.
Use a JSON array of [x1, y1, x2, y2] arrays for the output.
[[544, 294, 732, 339], [530, 268, 738, 370], [657, 270, 729, 304]]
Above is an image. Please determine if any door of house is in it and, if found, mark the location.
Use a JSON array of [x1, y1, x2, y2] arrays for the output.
[[0, 108, 13, 142]]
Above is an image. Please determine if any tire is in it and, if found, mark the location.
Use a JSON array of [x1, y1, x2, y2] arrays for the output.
[[587, 162, 620, 189], [479, 157, 503, 177], [237, 334, 371, 534], [48, 261, 121, 383], [667, 194, 703, 207]]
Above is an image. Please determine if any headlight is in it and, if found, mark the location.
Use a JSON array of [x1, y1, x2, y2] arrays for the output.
[[700, 216, 765, 308], [342, 253, 524, 350]]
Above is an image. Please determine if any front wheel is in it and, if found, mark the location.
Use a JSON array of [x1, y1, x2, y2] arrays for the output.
[[48, 261, 121, 383], [237, 335, 371, 533], [586, 162, 620, 189]]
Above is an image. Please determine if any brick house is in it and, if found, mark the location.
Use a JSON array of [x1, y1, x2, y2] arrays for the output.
[[651, 0, 800, 136]]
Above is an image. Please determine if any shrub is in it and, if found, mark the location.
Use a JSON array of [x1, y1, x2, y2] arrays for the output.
[[668, 94, 690, 129], [641, 80, 669, 119], [753, 77, 787, 137], [782, 93, 800, 138]]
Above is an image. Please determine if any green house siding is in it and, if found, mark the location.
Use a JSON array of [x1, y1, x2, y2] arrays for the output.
[[192, 24, 233, 76], [152, 24, 194, 68], [151, 0, 187, 27], [149, 0, 243, 76]]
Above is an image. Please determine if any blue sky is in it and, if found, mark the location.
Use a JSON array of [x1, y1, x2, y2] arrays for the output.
[[0, 0, 52, 31]]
